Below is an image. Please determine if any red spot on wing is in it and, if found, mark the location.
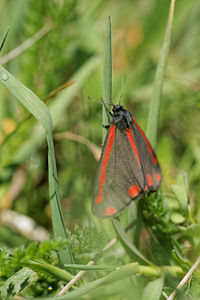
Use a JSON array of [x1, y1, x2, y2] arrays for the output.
[[128, 184, 141, 198], [147, 174, 153, 186], [131, 117, 158, 165], [156, 173, 161, 182], [105, 206, 117, 216], [94, 126, 115, 204], [125, 128, 140, 164]]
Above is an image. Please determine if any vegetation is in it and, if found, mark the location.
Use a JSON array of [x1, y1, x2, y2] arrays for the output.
[[0, 0, 200, 299]]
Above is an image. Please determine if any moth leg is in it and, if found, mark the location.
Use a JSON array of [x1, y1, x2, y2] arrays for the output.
[[101, 97, 112, 123], [102, 124, 110, 129]]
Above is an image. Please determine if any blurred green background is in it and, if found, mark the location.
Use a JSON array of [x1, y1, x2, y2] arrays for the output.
[[0, 0, 200, 246]]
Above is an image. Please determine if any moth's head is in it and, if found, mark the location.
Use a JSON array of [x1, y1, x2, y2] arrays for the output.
[[112, 105, 124, 113]]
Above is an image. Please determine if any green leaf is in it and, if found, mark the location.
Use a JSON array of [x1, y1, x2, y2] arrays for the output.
[[170, 212, 185, 224], [171, 184, 188, 213], [146, 0, 176, 149], [0, 267, 36, 300], [102, 16, 112, 142], [141, 277, 164, 300]]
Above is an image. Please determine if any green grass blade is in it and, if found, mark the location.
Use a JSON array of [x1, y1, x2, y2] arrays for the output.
[[64, 264, 116, 271], [112, 218, 153, 265], [146, 0, 176, 149], [101, 17, 151, 268], [47, 134, 73, 264], [0, 66, 52, 133], [102, 16, 112, 142], [27, 260, 73, 282], [0, 27, 10, 53], [0, 65, 73, 265]]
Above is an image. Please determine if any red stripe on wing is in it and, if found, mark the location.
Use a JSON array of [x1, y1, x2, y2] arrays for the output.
[[125, 128, 140, 164], [131, 117, 158, 165], [94, 125, 115, 204]]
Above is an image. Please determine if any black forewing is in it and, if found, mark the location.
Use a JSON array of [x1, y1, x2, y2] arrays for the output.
[[92, 125, 146, 218]]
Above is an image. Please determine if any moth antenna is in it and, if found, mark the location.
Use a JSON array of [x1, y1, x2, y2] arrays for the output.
[[88, 96, 114, 107], [119, 77, 124, 105], [101, 96, 114, 107]]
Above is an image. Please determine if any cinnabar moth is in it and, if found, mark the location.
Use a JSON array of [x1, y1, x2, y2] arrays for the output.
[[92, 103, 162, 218]]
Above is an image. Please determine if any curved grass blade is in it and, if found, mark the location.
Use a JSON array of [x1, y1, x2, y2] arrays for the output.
[[27, 260, 73, 282], [0, 80, 76, 149], [146, 0, 176, 149], [112, 218, 153, 265], [0, 56, 100, 166], [0, 66, 52, 132], [0, 65, 73, 265]]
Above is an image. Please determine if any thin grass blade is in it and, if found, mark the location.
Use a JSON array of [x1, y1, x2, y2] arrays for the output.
[[64, 264, 116, 271], [102, 16, 112, 142], [146, 0, 176, 149], [0, 27, 10, 53], [112, 218, 153, 265]]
